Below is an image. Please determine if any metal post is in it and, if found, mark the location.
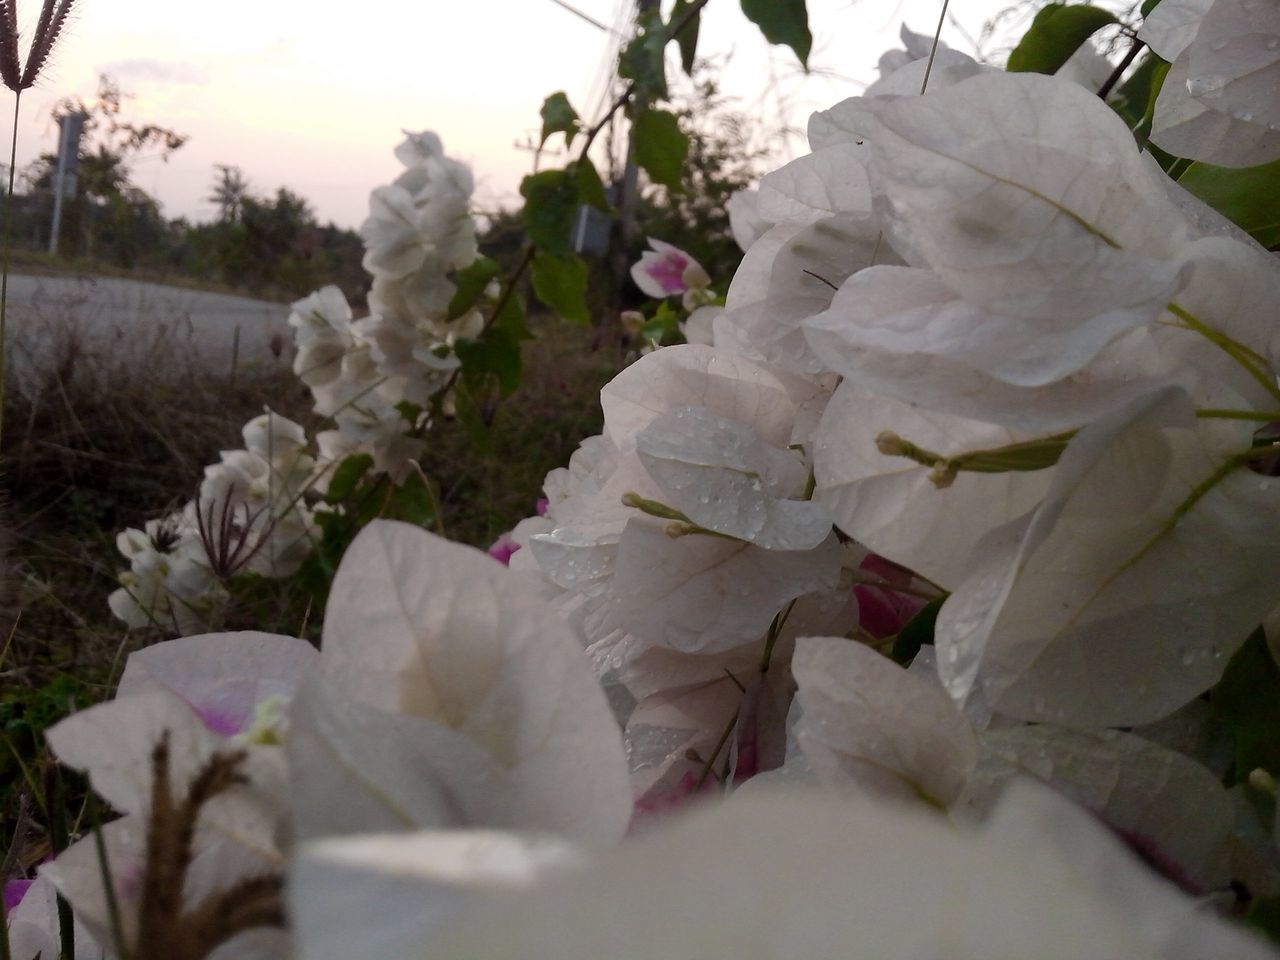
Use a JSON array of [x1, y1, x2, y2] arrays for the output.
[[48, 111, 86, 255]]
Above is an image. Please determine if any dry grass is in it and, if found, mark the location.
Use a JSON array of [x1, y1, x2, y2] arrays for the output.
[[2, 299, 306, 691], [2, 302, 623, 679]]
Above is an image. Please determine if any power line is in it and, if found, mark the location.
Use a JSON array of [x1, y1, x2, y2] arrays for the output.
[[545, 0, 625, 35]]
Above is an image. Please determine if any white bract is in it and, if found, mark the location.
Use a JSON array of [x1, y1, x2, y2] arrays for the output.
[[1142, 0, 1280, 167]]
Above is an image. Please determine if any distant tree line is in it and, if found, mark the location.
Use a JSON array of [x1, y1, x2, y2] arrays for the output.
[[5, 67, 769, 308]]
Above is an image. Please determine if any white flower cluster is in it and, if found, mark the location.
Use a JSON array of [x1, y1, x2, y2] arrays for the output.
[[44, 6, 1280, 957], [292, 131, 484, 483], [504, 18, 1280, 873], [109, 133, 483, 633], [108, 409, 318, 634]]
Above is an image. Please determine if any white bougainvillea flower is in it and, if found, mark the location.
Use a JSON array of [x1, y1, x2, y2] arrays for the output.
[[5, 876, 105, 960], [426, 783, 1277, 959], [634, 405, 832, 551], [600, 344, 820, 454], [288, 830, 584, 960], [108, 511, 227, 634], [791, 636, 978, 807], [860, 72, 1189, 369], [603, 518, 842, 656], [289, 286, 356, 389], [288, 520, 632, 847], [630, 238, 711, 300], [963, 725, 1234, 893], [1142, 0, 1280, 167], [42, 632, 310, 956], [811, 381, 1054, 587], [806, 50, 988, 151], [936, 386, 1280, 729], [752, 143, 873, 226], [720, 214, 898, 379], [725, 188, 770, 251], [114, 630, 319, 739]]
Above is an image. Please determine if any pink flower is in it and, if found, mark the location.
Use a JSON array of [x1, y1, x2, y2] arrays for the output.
[[854, 553, 927, 640], [487, 532, 521, 566], [630, 239, 710, 299]]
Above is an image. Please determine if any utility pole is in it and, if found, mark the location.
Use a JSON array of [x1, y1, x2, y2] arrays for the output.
[[609, 0, 660, 298], [48, 110, 87, 255]]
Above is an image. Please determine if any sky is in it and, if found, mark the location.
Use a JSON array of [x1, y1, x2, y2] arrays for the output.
[[0, 0, 1035, 229]]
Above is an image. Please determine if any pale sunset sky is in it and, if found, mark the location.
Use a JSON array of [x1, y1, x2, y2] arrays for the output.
[[0, 0, 1033, 228]]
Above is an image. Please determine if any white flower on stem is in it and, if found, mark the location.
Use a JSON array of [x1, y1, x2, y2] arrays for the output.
[[198, 410, 318, 579], [790, 636, 978, 808], [289, 286, 356, 390], [811, 381, 1056, 588], [935, 386, 1280, 730], [859, 71, 1189, 376], [287, 520, 633, 848], [108, 513, 226, 635], [41, 631, 314, 957]]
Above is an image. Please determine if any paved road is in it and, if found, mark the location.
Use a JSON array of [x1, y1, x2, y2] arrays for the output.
[[2, 273, 294, 384]]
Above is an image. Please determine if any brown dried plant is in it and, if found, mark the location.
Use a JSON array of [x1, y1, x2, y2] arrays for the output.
[[0, 0, 79, 448], [109, 733, 286, 960]]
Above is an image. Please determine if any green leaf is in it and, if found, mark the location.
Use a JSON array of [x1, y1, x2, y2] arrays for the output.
[[572, 158, 610, 211], [618, 9, 668, 101], [669, 0, 702, 74], [447, 256, 500, 321], [1107, 51, 1163, 129], [740, 0, 811, 68], [891, 597, 947, 666], [632, 107, 688, 192], [1212, 627, 1280, 785], [532, 252, 590, 325], [1140, 0, 1164, 15], [1006, 3, 1118, 75], [492, 288, 530, 341], [539, 91, 580, 149], [1178, 158, 1280, 249], [456, 326, 523, 397], [383, 471, 437, 528], [324, 453, 374, 504], [452, 380, 496, 451], [520, 169, 579, 258]]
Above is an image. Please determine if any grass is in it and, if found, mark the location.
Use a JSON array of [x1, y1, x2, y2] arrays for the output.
[[0, 278, 626, 887]]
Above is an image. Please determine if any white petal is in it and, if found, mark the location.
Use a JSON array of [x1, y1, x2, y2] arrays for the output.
[[869, 72, 1188, 321], [289, 830, 583, 960], [605, 519, 842, 654], [792, 636, 977, 806], [812, 381, 1053, 587], [936, 386, 1280, 728], [319, 521, 632, 846], [967, 726, 1233, 890]]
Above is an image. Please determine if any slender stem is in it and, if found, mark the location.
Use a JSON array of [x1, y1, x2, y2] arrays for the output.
[[1168, 302, 1280, 406], [920, 0, 952, 94], [694, 708, 739, 790], [1, 88, 19, 449], [1097, 37, 1144, 100]]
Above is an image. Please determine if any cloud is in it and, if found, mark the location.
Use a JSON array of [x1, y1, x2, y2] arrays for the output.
[[96, 59, 209, 86]]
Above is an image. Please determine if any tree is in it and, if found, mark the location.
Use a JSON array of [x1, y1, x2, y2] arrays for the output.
[[25, 74, 187, 261], [207, 164, 250, 224], [634, 63, 774, 287]]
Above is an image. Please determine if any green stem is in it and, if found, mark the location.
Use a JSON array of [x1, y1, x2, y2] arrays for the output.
[[1168, 302, 1280, 406]]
